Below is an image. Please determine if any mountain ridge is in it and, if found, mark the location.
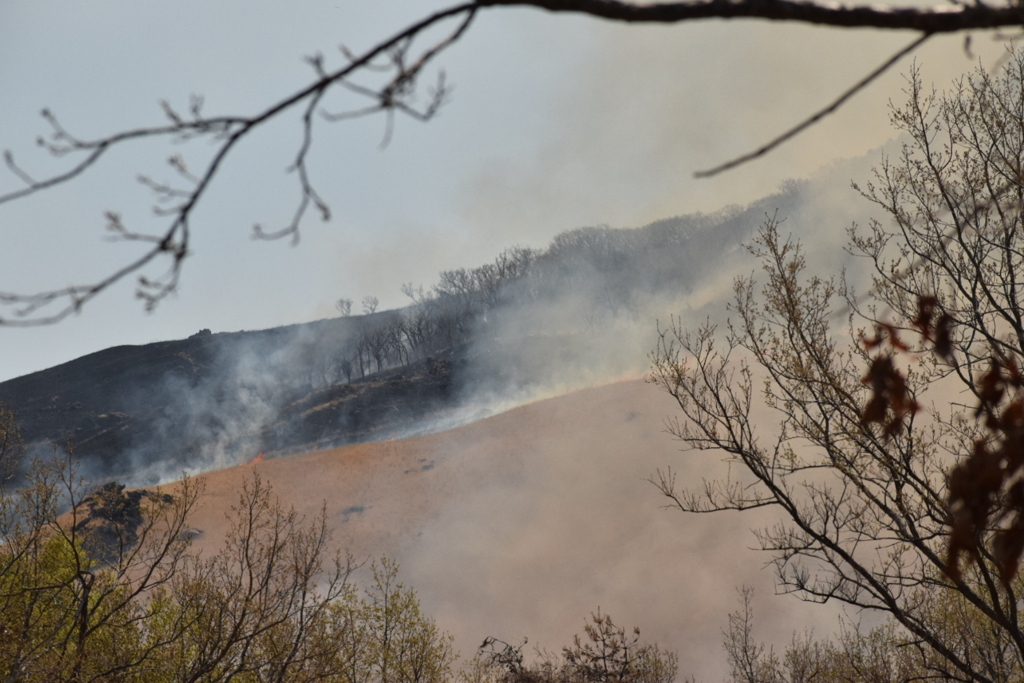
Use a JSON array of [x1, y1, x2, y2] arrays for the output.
[[0, 183, 805, 486]]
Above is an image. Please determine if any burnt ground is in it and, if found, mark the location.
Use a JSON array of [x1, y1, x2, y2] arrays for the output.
[[0, 322, 468, 485], [0, 198, 786, 487], [0, 331, 225, 477], [0, 313, 591, 489], [277, 354, 467, 456], [259, 356, 459, 455]]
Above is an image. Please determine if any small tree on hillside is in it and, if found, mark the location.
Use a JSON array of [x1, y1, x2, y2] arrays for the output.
[[481, 612, 677, 683], [718, 588, 921, 683], [651, 51, 1024, 683]]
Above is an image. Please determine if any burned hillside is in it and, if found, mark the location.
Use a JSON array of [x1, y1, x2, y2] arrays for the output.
[[0, 185, 801, 486]]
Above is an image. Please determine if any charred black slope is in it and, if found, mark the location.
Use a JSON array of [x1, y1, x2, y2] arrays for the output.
[[0, 331, 224, 472], [0, 184, 803, 486], [0, 323, 463, 484]]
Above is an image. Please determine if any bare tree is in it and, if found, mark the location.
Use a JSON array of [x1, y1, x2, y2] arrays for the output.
[[480, 611, 677, 683], [649, 50, 1024, 683], [0, 455, 202, 682], [717, 588, 920, 683], [339, 347, 358, 384], [160, 474, 354, 683], [435, 269, 479, 341], [363, 323, 390, 374], [400, 285, 441, 360], [361, 297, 380, 316], [386, 318, 411, 368], [721, 589, 783, 683], [0, 448, 461, 683]]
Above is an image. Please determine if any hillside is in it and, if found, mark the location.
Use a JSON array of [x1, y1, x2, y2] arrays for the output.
[[0, 324, 466, 481], [138, 379, 831, 682], [0, 187, 804, 486], [6, 172, 865, 678]]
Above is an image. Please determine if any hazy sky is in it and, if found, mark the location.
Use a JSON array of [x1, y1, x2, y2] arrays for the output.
[[0, 1, 1010, 381]]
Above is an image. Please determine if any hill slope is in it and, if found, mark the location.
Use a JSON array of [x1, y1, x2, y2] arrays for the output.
[[0, 187, 803, 485], [154, 379, 831, 681]]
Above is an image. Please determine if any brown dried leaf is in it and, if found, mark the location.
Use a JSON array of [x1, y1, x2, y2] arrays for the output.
[[993, 515, 1024, 582], [883, 417, 905, 440], [861, 395, 888, 426], [860, 355, 918, 439], [913, 295, 938, 338], [976, 359, 1008, 420], [882, 323, 910, 352], [945, 440, 1005, 579], [862, 333, 884, 351], [934, 314, 953, 360]]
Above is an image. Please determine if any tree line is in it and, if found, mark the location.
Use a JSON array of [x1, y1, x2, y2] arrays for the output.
[[320, 245, 537, 385], [306, 200, 780, 389]]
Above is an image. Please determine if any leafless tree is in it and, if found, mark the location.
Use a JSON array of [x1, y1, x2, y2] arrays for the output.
[[717, 588, 919, 683], [339, 348, 358, 384], [493, 246, 536, 283], [359, 318, 397, 374], [386, 320, 411, 368], [362, 297, 381, 316], [435, 269, 480, 341], [0, 445, 463, 683], [480, 611, 677, 683], [649, 50, 1024, 683], [0, 454, 202, 682], [401, 285, 442, 359], [160, 474, 355, 683]]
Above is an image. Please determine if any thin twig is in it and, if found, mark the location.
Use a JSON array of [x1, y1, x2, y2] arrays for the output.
[[696, 32, 932, 178], [2, 0, 1021, 325], [0, 3, 480, 325]]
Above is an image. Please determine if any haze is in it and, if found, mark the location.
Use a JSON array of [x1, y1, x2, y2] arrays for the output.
[[1, 4, 1015, 680], [0, 0, 1007, 382]]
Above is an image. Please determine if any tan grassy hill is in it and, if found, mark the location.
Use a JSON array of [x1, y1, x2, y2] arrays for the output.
[[151, 378, 832, 681]]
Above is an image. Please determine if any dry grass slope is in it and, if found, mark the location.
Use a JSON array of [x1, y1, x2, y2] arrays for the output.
[[147, 379, 830, 681]]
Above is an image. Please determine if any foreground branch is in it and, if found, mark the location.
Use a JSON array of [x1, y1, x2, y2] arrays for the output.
[[0, 3, 478, 325], [2, 0, 1021, 324], [491, 0, 1024, 32]]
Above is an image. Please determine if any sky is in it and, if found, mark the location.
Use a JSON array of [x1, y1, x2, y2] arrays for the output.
[[0, 0, 1014, 382]]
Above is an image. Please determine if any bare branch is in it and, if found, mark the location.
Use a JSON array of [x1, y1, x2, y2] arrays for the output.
[[489, 0, 1024, 33], [2, 0, 1022, 324], [0, 2, 480, 325], [695, 32, 932, 178]]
